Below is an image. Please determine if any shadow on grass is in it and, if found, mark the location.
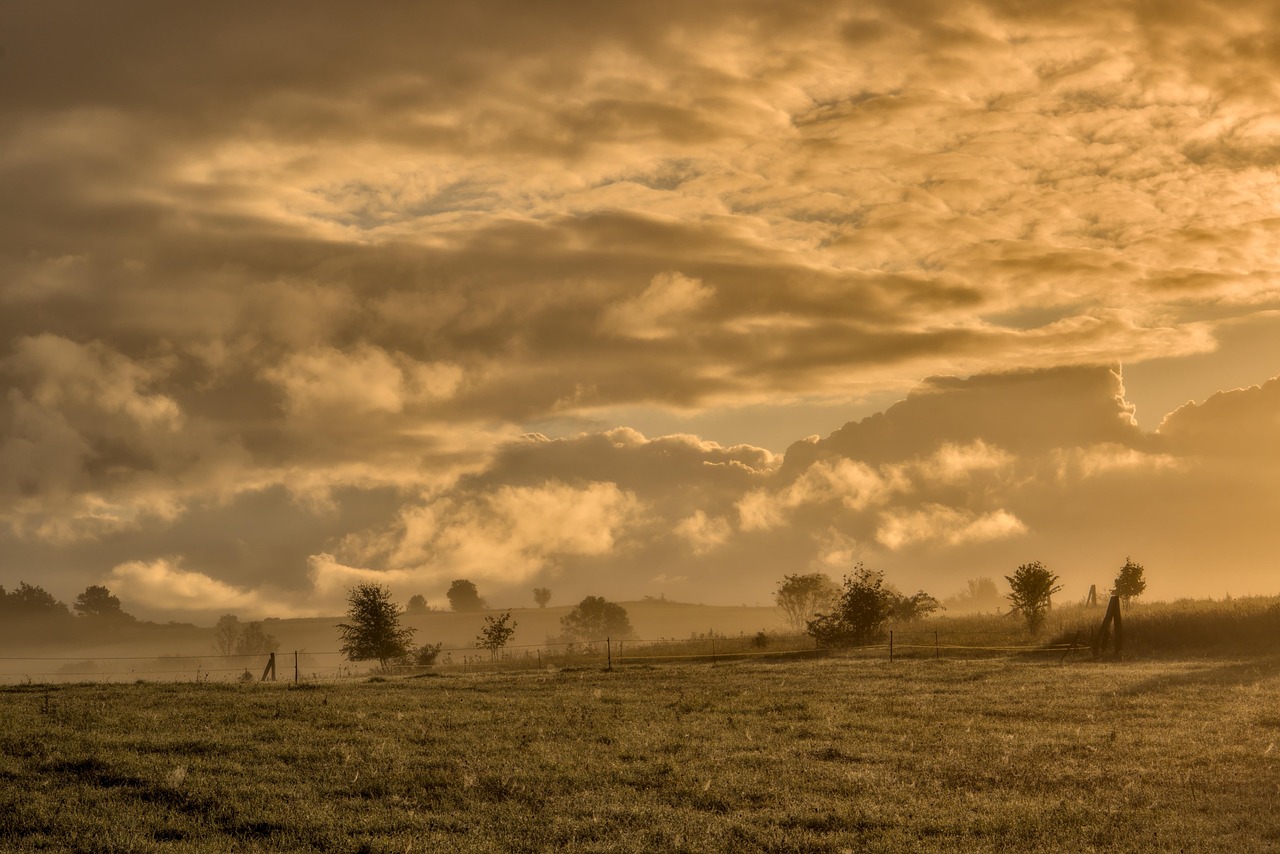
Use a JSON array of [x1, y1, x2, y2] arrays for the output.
[[1116, 656, 1280, 696]]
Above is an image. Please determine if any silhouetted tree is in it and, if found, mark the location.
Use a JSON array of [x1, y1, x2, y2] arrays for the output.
[[413, 642, 444, 666], [533, 587, 552, 609], [1112, 558, 1147, 609], [337, 583, 417, 669], [887, 589, 941, 622], [806, 564, 892, 647], [2, 582, 70, 618], [234, 621, 279, 656], [476, 611, 517, 660], [73, 585, 129, 620], [446, 579, 486, 612], [405, 594, 429, 615], [212, 614, 240, 656], [774, 573, 838, 633], [560, 596, 634, 641], [1006, 561, 1062, 634]]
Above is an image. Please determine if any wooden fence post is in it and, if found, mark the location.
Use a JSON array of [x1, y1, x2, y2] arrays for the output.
[[606, 637, 612, 671], [889, 630, 894, 662], [1092, 595, 1124, 659], [294, 650, 299, 684], [261, 652, 276, 682]]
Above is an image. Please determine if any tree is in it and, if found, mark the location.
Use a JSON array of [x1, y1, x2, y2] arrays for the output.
[[337, 583, 417, 669], [1005, 561, 1063, 634], [476, 611, 517, 660], [405, 594, 429, 615], [212, 614, 240, 656], [234, 621, 279, 656], [533, 587, 552, 609], [560, 596, 634, 642], [413, 642, 444, 666], [2, 582, 70, 618], [887, 589, 941, 622], [805, 564, 892, 647], [774, 573, 838, 633], [73, 585, 128, 620], [942, 577, 1003, 613], [1112, 558, 1147, 609], [446, 579, 486, 612]]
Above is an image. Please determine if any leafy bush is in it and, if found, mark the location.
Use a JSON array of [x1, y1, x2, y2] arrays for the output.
[[1005, 561, 1062, 634], [806, 564, 893, 647], [413, 642, 444, 666]]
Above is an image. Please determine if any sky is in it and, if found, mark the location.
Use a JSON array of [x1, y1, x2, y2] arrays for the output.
[[3, 1, 1280, 622]]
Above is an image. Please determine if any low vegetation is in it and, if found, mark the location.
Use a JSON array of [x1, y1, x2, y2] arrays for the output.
[[2, 654, 1279, 852]]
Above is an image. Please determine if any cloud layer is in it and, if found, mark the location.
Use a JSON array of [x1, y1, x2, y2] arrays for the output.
[[3, 2, 1279, 616]]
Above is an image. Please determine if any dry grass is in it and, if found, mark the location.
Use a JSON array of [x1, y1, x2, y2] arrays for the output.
[[2, 654, 1279, 852]]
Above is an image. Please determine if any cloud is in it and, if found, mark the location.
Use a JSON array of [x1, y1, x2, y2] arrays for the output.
[[106, 558, 274, 617], [875, 505, 1027, 550], [5, 3, 1280, 610], [600, 272, 714, 340]]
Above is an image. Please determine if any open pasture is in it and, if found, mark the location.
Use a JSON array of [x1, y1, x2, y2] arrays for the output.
[[2, 656, 1278, 852]]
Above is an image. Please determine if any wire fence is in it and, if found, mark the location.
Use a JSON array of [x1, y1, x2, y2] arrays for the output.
[[0, 628, 1089, 685]]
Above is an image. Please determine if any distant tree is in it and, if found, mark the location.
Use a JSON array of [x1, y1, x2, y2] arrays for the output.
[[560, 596, 635, 642], [446, 579, 486, 612], [1112, 558, 1147, 609], [73, 585, 129, 620], [533, 587, 552, 609], [942, 577, 1003, 613], [405, 594, 429, 615], [887, 589, 942, 622], [212, 615, 241, 656], [234, 621, 279, 656], [3, 582, 70, 618], [806, 564, 892, 647], [476, 611, 518, 660], [337, 583, 417, 669], [775, 573, 838, 633], [1005, 561, 1063, 634]]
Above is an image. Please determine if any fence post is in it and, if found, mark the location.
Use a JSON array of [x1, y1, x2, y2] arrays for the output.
[[607, 637, 612, 671], [934, 630, 939, 660], [711, 635, 717, 666], [1092, 595, 1123, 659], [889, 631, 894, 663], [294, 651, 299, 684], [261, 652, 276, 682]]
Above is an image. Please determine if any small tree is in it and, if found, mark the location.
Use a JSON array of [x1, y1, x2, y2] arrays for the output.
[[1005, 561, 1062, 634], [1112, 558, 1147, 609], [805, 563, 892, 647], [476, 611, 517, 661], [533, 587, 552, 609], [337, 583, 417, 669], [560, 596, 634, 642], [413, 642, 444, 666], [73, 585, 128, 620], [234, 621, 279, 656], [405, 594, 429, 615], [212, 614, 240, 656], [446, 579, 486, 612], [887, 589, 941, 622], [775, 573, 838, 633]]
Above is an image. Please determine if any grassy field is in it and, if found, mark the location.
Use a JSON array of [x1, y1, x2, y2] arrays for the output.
[[3, 655, 1279, 852]]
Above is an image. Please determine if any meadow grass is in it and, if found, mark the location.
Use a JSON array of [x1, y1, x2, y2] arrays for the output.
[[2, 654, 1279, 852]]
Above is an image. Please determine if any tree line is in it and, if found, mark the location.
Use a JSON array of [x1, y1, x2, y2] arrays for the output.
[[776, 558, 1148, 648], [337, 582, 636, 670]]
